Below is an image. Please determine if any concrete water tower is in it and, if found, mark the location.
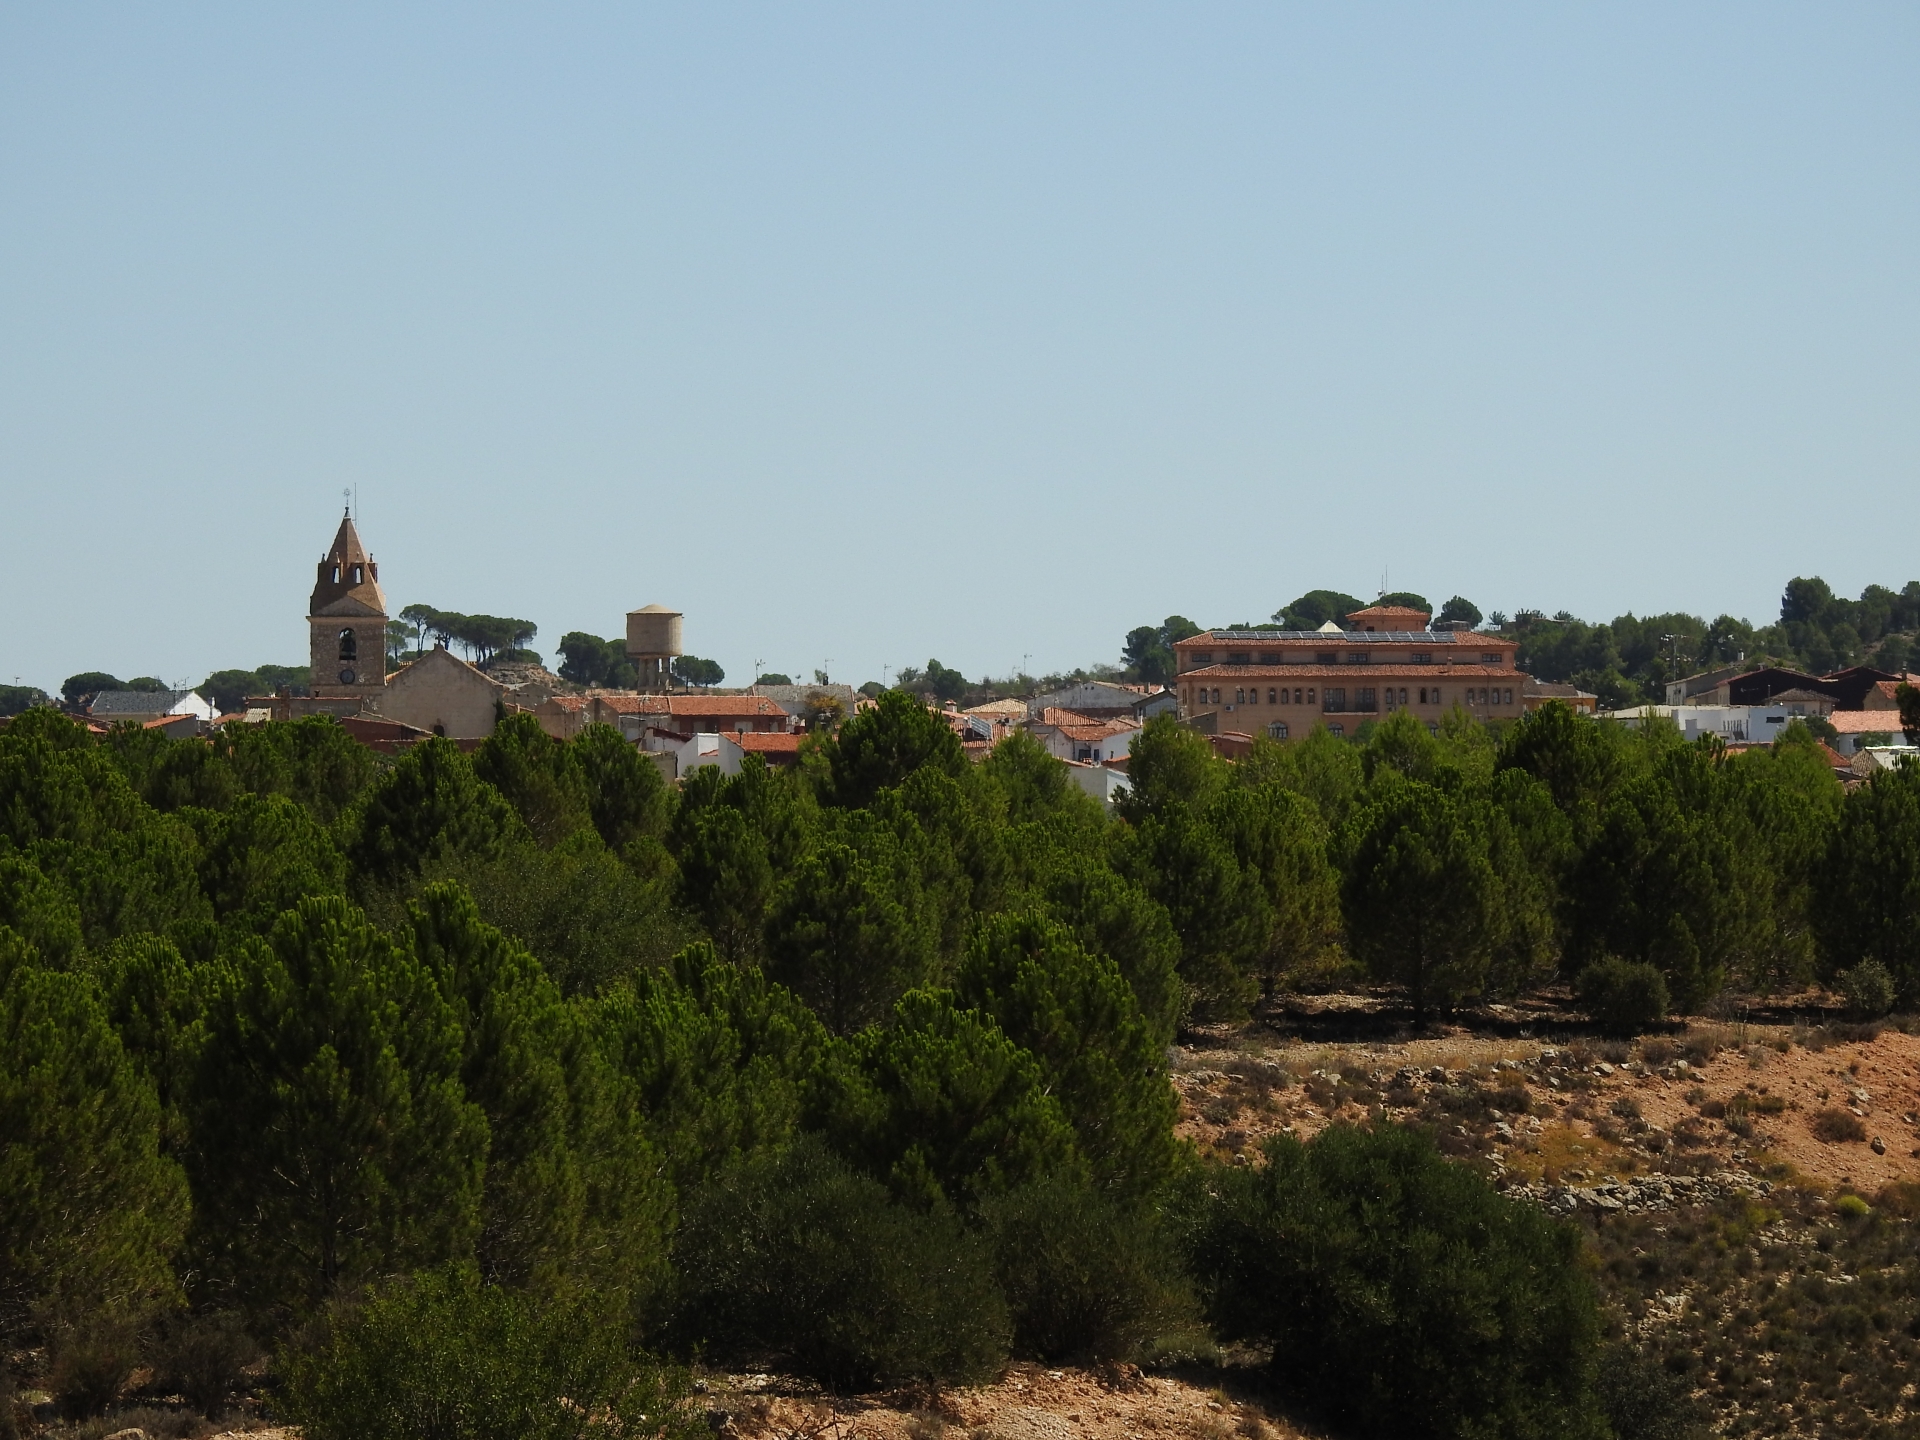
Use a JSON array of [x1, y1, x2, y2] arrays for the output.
[[625, 604, 683, 691]]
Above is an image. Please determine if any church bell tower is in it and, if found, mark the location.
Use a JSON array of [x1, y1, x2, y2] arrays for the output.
[[308, 509, 389, 698]]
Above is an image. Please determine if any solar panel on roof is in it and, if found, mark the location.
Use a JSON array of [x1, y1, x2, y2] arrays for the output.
[[1202, 629, 1458, 643]]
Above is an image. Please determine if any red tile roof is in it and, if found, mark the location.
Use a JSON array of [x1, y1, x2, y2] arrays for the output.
[[733, 730, 801, 753], [592, 693, 787, 717], [1830, 710, 1912, 735], [733, 731, 803, 764], [1053, 720, 1139, 743]]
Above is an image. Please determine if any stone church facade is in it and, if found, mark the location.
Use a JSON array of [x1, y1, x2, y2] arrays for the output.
[[264, 510, 506, 741]]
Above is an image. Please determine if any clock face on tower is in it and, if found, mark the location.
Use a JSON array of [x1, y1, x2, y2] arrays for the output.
[[339, 668, 357, 685]]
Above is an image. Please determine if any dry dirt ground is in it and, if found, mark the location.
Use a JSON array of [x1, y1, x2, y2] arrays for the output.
[[1170, 996, 1920, 1198], [704, 1364, 1318, 1440]]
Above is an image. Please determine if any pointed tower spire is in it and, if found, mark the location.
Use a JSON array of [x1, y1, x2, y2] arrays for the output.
[[307, 507, 388, 698]]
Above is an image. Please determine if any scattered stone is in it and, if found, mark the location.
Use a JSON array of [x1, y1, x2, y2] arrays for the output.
[[1594, 1062, 1615, 1077], [1514, 1170, 1770, 1217], [1872, 1136, 1888, 1155]]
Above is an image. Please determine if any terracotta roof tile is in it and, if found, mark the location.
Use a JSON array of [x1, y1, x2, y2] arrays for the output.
[[733, 731, 802, 753], [1830, 710, 1912, 735]]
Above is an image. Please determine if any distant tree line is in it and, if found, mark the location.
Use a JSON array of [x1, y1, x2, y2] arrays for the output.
[[398, 605, 540, 668], [1120, 578, 1920, 707]]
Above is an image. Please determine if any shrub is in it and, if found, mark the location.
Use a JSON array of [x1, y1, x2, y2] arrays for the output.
[[1592, 1340, 1704, 1440], [1836, 1193, 1871, 1219], [976, 1174, 1196, 1362], [47, 1320, 140, 1417], [670, 1138, 1008, 1388], [1812, 1108, 1867, 1143], [1189, 1123, 1605, 1440], [1576, 958, 1669, 1034], [155, 1310, 261, 1417], [282, 1264, 697, 1440], [1839, 960, 1896, 1019]]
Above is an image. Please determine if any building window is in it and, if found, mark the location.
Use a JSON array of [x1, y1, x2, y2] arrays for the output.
[[1261, 653, 1281, 665], [1235, 688, 1245, 704], [1482, 653, 1501, 665], [1398, 688, 1409, 706], [1347, 652, 1369, 665], [1267, 688, 1277, 704], [1414, 653, 1431, 664], [1503, 688, 1513, 705], [1324, 688, 1346, 713], [1211, 688, 1221, 705], [1307, 688, 1315, 704], [1268, 721, 1289, 739], [1192, 652, 1213, 666], [337, 628, 357, 661], [1328, 723, 1344, 737], [1356, 687, 1377, 712], [1316, 652, 1337, 665]]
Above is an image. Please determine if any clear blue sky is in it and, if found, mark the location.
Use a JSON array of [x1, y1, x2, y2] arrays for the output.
[[3, 5, 1916, 694]]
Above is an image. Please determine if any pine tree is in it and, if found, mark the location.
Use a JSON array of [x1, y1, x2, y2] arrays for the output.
[[956, 912, 1175, 1196], [188, 896, 487, 1311]]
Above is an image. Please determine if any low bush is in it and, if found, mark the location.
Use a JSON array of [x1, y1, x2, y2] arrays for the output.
[[670, 1138, 1009, 1388], [1638, 1038, 1677, 1067], [1576, 959, 1669, 1035], [1838, 959, 1896, 1019], [1592, 1341, 1703, 1440], [976, 1173, 1196, 1362], [281, 1265, 696, 1440], [48, 1322, 140, 1418], [155, 1310, 260, 1418], [1188, 1123, 1605, 1439], [1811, 1108, 1867, 1143]]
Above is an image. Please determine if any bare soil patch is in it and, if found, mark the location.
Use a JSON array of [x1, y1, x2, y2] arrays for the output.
[[704, 1364, 1321, 1440]]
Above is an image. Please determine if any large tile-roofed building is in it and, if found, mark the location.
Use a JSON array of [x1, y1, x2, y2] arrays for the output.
[[536, 691, 793, 744], [1173, 601, 1526, 737]]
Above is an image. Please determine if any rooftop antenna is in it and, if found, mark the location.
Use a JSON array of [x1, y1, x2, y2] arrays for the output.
[[341, 486, 351, 517]]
